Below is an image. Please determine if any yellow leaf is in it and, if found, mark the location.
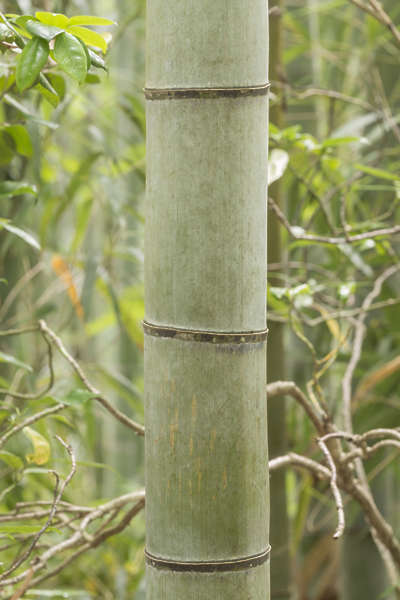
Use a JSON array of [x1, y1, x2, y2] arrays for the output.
[[353, 355, 400, 405], [51, 254, 84, 320], [36, 12, 69, 28], [66, 25, 107, 53], [24, 427, 50, 465]]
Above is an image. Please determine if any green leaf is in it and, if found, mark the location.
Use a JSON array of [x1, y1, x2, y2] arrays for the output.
[[2, 223, 41, 250], [76, 37, 91, 71], [0, 181, 37, 198], [68, 15, 116, 27], [0, 350, 33, 372], [16, 36, 49, 92], [0, 132, 14, 166], [85, 73, 101, 84], [36, 83, 60, 108], [38, 73, 59, 96], [47, 73, 66, 100], [355, 164, 400, 182], [25, 19, 64, 41], [322, 136, 364, 148], [67, 25, 107, 53], [88, 48, 107, 71], [0, 451, 24, 470], [35, 12, 69, 28], [60, 389, 94, 407], [53, 33, 88, 83], [3, 94, 59, 129], [71, 195, 93, 252], [4, 125, 33, 157], [0, 524, 56, 534]]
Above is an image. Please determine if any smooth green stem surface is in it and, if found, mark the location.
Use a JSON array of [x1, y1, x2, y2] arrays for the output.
[[145, 2, 270, 598]]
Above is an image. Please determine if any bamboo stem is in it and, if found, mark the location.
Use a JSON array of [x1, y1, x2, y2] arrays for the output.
[[145, 2, 270, 598]]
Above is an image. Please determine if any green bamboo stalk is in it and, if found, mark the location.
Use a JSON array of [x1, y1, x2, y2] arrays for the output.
[[268, 3, 291, 597], [145, 2, 270, 598], [268, 8, 291, 600]]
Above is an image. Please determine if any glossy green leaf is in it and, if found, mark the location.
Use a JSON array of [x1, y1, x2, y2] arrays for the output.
[[16, 36, 49, 92], [0, 350, 33, 372], [76, 37, 91, 70], [36, 83, 60, 108], [35, 12, 69, 28], [0, 181, 37, 197], [88, 48, 107, 71], [67, 25, 107, 53], [4, 125, 33, 157], [68, 15, 115, 27], [25, 19, 64, 41], [47, 73, 66, 100], [53, 33, 88, 83], [38, 73, 58, 96]]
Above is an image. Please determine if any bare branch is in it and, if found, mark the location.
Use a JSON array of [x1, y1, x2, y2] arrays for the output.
[[0, 437, 76, 581], [343, 264, 400, 434], [317, 436, 345, 539], [0, 491, 145, 589], [0, 329, 55, 400], [269, 452, 331, 480], [38, 320, 145, 437], [268, 197, 400, 245], [267, 380, 325, 432], [348, 0, 400, 46], [0, 404, 64, 450]]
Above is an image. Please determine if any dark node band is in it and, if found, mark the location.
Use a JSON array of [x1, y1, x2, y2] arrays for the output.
[[145, 546, 271, 573], [144, 83, 270, 100], [142, 321, 268, 344]]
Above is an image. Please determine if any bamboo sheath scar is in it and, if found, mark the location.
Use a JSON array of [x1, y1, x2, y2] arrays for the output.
[[145, 2, 270, 598]]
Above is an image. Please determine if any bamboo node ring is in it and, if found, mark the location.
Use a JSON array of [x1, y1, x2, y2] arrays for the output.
[[144, 83, 270, 100], [145, 546, 271, 572], [142, 320, 268, 344]]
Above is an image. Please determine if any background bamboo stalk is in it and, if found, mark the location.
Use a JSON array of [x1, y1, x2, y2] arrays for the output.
[[268, 1, 292, 596]]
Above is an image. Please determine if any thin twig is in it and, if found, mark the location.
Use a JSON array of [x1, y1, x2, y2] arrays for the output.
[[0, 404, 64, 450], [348, 0, 400, 46], [317, 436, 345, 539], [268, 197, 400, 244], [0, 437, 76, 581], [269, 452, 331, 480], [38, 320, 145, 436], [267, 380, 325, 432]]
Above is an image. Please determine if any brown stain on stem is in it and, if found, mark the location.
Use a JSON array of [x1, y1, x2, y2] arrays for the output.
[[223, 467, 228, 490], [192, 394, 197, 422], [210, 429, 217, 452]]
